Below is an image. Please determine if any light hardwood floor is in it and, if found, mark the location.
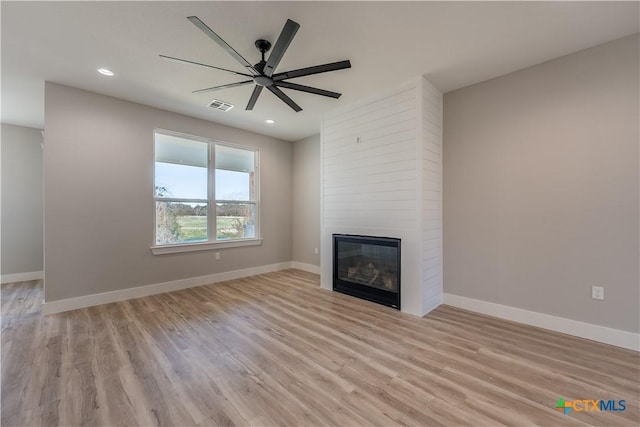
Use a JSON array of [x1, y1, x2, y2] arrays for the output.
[[2, 269, 638, 426]]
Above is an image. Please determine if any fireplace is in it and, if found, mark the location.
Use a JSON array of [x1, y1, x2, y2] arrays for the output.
[[333, 234, 401, 309]]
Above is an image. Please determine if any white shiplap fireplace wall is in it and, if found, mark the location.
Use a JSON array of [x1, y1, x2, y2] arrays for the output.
[[320, 77, 443, 316]]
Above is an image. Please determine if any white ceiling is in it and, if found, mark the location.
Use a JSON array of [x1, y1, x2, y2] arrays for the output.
[[2, 1, 638, 141]]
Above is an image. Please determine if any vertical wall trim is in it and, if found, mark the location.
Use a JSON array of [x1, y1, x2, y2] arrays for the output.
[[415, 77, 426, 314]]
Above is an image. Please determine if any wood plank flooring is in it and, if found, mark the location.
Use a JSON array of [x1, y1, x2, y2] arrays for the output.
[[2, 269, 639, 426]]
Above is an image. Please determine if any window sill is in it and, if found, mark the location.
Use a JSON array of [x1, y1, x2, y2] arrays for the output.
[[151, 238, 263, 255]]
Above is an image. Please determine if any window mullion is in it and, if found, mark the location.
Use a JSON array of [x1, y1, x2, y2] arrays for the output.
[[215, 200, 255, 204], [208, 143, 216, 242], [155, 197, 208, 203]]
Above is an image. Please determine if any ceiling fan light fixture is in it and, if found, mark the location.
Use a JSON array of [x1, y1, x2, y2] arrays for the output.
[[97, 68, 114, 77]]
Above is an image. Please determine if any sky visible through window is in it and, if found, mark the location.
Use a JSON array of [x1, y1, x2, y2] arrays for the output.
[[155, 162, 250, 202]]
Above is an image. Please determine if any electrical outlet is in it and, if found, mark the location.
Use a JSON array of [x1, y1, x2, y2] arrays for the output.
[[314, 247, 318, 255], [215, 252, 220, 261], [591, 286, 604, 300]]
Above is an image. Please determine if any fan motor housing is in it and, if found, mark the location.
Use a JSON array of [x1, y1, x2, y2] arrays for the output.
[[254, 75, 274, 87]]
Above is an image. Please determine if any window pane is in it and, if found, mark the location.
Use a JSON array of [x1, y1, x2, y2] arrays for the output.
[[155, 162, 207, 199], [215, 169, 251, 200], [155, 133, 208, 199], [215, 144, 255, 173], [216, 203, 256, 240], [156, 201, 208, 244], [215, 144, 255, 201]]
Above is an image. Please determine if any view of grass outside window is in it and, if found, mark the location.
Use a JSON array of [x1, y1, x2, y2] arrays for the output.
[[154, 131, 258, 246]]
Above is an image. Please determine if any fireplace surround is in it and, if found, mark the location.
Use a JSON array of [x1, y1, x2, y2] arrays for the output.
[[321, 77, 443, 316], [333, 234, 401, 309]]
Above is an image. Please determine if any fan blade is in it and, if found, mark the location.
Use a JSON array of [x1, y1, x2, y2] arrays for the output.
[[275, 81, 341, 99], [187, 16, 259, 75], [246, 86, 264, 110], [192, 80, 253, 94], [273, 60, 351, 81], [267, 86, 302, 112], [264, 19, 300, 77], [159, 55, 253, 77]]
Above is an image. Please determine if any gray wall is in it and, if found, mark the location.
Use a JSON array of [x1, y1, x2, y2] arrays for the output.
[[44, 82, 292, 302], [292, 134, 320, 266], [443, 34, 639, 332], [1, 123, 43, 276]]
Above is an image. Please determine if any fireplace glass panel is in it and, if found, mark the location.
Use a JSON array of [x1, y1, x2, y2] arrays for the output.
[[337, 242, 399, 292], [333, 234, 401, 309]]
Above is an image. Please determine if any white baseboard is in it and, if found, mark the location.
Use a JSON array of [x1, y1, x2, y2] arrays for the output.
[[1, 270, 44, 284], [42, 262, 292, 315], [290, 261, 320, 275], [443, 293, 639, 352], [44, 267, 637, 351]]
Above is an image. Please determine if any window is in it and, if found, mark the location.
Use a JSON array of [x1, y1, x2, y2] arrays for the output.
[[153, 130, 259, 253]]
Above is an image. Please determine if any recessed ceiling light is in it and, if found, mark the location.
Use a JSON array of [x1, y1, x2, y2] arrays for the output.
[[97, 68, 114, 77], [265, 119, 275, 124]]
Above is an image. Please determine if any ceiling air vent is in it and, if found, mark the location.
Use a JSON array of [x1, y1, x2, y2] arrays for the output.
[[208, 99, 234, 112]]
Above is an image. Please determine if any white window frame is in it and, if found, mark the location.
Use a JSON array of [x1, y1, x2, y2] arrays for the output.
[[151, 129, 262, 255]]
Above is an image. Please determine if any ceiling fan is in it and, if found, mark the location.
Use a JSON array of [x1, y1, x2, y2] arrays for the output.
[[160, 16, 351, 112]]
